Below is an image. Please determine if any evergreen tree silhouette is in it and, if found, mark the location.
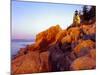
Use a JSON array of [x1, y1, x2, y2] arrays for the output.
[[82, 5, 89, 21], [88, 6, 96, 20]]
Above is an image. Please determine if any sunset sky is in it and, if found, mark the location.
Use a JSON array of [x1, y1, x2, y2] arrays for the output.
[[12, 1, 87, 39]]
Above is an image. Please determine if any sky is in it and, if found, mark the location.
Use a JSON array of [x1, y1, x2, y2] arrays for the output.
[[12, 1, 85, 40]]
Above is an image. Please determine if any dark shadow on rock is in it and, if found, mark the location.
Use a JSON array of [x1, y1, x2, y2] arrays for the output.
[[48, 42, 73, 72]]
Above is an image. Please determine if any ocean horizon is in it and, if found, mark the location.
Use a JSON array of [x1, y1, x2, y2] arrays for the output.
[[11, 39, 35, 56]]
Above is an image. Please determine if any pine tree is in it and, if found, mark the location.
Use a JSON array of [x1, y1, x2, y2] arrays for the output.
[[82, 5, 89, 21], [88, 6, 96, 20]]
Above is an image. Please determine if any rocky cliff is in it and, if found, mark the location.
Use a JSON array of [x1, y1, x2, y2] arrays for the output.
[[12, 21, 96, 74]]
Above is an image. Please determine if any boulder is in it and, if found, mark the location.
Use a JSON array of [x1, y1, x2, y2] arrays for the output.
[[88, 49, 96, 60], [88, 24, 96, 35], [12, 51, 41, 74], [70, 56, 96, 70], [26, 44, 36, 51], [67, 27, 80, 42], [35, 31, 47, 42], [12, 51, 50, 74], [39, 51, 49, 72], [46, 25, 62, 42], [61, 35, 72, 43], [61, 27, 81, 44], [80, 23, 96, 35], [82, 34, 96, 42], [74, 40, 95, 55], [18, 48, 27, 55], [35, 25, 62, 50], [55, 30, 67, 42], [12, 21, 96, 74], [48, 42, 72, 71], [35, 38, 49, 50]]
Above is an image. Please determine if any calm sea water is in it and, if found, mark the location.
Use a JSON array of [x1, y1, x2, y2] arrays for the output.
[[11, 40, 34, 56]]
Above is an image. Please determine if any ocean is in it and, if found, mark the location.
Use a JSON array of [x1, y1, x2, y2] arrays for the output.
[[11, 39, 34, 56]]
